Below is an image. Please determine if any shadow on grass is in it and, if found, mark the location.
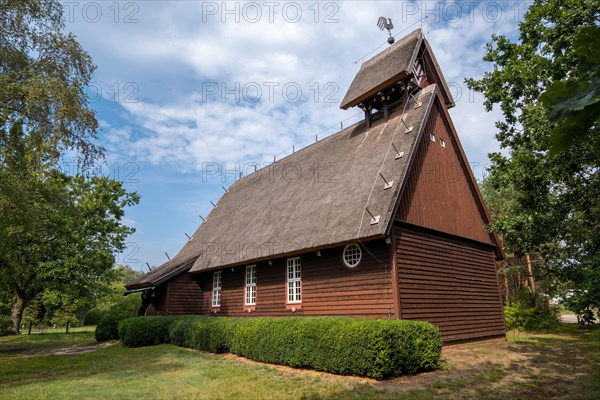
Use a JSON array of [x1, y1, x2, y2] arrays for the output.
[[0, 332, 97, 357], [0, 344, 187, 389]]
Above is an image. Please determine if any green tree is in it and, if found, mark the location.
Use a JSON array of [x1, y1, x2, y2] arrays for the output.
[[466, 0, 600, 316], [83, 265, 143, 326], [0, 0, 101, 170], [0, 0, 139, 334], [0, 166, 138, 333]]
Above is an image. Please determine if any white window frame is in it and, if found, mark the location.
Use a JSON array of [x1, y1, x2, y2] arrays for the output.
[[343, 244, 362, 268], [287, 257, 302, 303], [440, 138, 446, 148], [212, 271, 222, 307], [245, 265, 256, 305], [429, 132, 436, 142]]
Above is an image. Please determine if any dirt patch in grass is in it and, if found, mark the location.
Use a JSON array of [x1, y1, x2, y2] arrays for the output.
[[48, 342, 116, 356], [372, 325, 600, 399], [0, 345, 37, 356], [0, 332, 98, 358]]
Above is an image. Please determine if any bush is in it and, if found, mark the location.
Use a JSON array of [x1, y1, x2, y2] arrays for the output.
[[0, 315, 11, 336], [504, 292, 560, 331], [122, 316, 442, 380], [228, 317, 441, 379], [95, 308, 131, 341], [94, 294, 142, 341], [84, 308, 103, 326], [169, 316, 238, 353], [118, 316, 177, 347]]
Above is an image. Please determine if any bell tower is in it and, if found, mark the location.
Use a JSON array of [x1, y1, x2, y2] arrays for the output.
[[341, 29, 454, 128]]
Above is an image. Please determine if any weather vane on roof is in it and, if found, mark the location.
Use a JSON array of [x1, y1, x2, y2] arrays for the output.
[[377, 16, 395, 45]]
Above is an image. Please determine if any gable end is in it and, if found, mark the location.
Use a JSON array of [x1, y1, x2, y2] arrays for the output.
[[388, 90, 501, 254]]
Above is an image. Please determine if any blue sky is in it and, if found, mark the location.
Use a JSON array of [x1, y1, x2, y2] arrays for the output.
[[61, 0, 526, 272]]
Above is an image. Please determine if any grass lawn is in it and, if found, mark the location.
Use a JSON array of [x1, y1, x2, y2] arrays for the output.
[[0, 324, 598, 399]]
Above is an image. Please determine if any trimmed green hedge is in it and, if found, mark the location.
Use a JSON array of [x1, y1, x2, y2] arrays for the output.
[[118, 316, 442, 379], [118, 316, 177, 347]]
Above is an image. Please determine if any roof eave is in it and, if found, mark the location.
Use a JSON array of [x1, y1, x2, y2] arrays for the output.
[[124, 282, 154, 291], [189, 234, 386, 274], [383, 85, 438, 236], [340, 71, 409, 110], [124, 257, 198, 290], [124, 286, 155, 295]]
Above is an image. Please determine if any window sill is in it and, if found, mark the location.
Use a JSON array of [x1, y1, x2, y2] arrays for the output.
[[210, 307, 220, 313], [243, 305, 256, 312], [285, 303, 302, 311]]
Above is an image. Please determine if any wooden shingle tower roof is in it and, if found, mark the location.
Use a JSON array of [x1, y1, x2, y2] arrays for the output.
[[341, 29, 454, 110]]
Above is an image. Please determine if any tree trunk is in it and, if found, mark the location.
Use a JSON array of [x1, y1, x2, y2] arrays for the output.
[[78, 310, 86, 327], [504, 267, 510, 306], [516, 270, 522, 300], [526, 253, 536, 293], [9, 294, 27, 334]]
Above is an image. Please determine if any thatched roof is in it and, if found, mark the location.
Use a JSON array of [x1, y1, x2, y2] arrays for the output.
[[340, 29, 454, 110], [188, 86, 436, 273], [126, 84, 437, 292]]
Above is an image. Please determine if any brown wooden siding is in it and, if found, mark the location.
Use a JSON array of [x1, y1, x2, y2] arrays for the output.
[[193, 240, 394, 318], [150, 270, 204, 316], [394, 225, 505, 341], [303, 241, 392, 317], [396, 101, 492, 245]]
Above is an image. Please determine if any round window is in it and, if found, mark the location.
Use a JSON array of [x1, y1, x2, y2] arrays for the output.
[[343, 244, 362, 268]]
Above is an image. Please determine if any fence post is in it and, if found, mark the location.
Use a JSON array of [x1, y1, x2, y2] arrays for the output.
[[66, 322, 70, 334]]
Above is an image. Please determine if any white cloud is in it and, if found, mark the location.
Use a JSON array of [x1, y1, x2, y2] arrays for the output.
[[64, 1, 529, 268], [71, 3, 527, 178]]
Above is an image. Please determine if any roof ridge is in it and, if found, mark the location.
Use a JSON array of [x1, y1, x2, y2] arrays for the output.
[[230, 119, 364, 189], [362, 28, 422, 68]]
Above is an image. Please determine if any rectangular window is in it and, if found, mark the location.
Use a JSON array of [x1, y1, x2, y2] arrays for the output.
[[212, 271, 222, 307], [245, 265, 256, 305], [440, 138, 446, 148], [287, 258, 301, 303], [429, 132, 436, 142]]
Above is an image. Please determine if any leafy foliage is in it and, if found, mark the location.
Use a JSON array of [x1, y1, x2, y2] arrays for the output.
[[0, 0, 139, 334], [83, 308, 103, 326], [540, 26, 600, 155], [467, 0, 600, 315], [120, 316, 442, 380], [0, 0, 101, 169], [0, 315, 10, 336], [504, 291, 560, 331], [83, 265, 143, 326], [562, 283, 600, 326], [95, 308, 133, 342], [94, 270, 143, 341], [0, 166, 138, 333]]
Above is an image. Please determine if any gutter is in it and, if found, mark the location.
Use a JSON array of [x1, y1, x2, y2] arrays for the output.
[[123, 286, 155, 296]]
